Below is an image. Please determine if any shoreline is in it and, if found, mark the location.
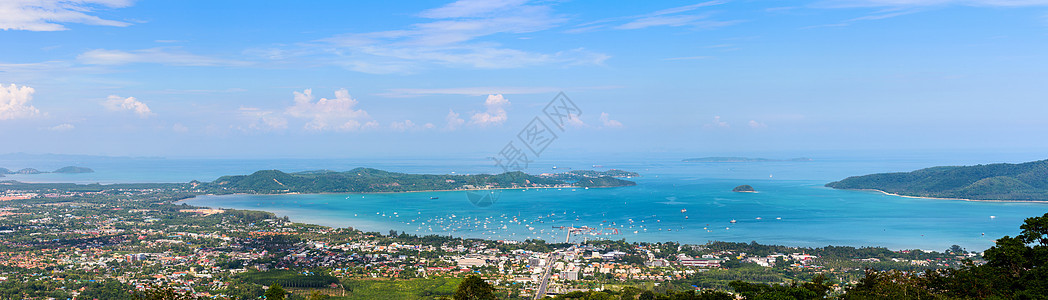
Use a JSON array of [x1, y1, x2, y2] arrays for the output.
[[849, 188, 1048, 204], [173, 185, 620, 204]]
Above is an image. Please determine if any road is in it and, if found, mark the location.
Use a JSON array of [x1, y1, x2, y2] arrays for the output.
[[534, 252, 559, 299]]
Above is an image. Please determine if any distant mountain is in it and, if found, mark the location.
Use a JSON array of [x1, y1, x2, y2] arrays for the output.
[[202, 168, 636, 194], [16, 168, 42, 175], [0, 168, 10, 174], [683, 157, 812, 162], [826, 159, 1048, 201], [53, 166, 94, 173]]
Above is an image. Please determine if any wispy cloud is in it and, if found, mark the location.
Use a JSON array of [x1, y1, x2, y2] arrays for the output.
[[238, 107, 287, 131], [817, 0, 1048, 8], [704, 115, 730, 128], [46, 123, 75, 131], [277, 0, 609, 73], [380, 86, 562, 97], [78, 48, 251, 67], [600, 112, 623, 128], [445, 109, 466, 130], [0, 83, 42, 120], [103, 95, 154, 118], [0, 0, 134, 31], [568, 1, 737, 33]]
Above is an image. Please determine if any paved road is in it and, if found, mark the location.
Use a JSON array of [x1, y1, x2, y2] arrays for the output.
[[534, 252, 558, 299]]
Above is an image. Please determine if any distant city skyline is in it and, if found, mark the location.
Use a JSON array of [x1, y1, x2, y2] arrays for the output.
[[2, 0, 1047, 157]]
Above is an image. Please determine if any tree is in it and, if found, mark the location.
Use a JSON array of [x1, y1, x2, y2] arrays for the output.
[[638, 290, 656, 300], [454, 275, 497, 300], [947, 244, 965, 254], [135, 284, 197, 300], [264, 283, 286, 300]]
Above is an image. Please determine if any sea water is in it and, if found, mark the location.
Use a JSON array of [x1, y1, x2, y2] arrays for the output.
[[5, 153, 1047, 251]]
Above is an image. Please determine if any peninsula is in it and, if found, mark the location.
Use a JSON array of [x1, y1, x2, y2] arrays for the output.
[[826, 159, 1048, 201], [201, 168, 636, 194]]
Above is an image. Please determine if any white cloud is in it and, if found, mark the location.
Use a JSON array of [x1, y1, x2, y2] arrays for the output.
[[469, 94, 509, 127], [286, 89, 372, 131], [0, 83, 42, 120], [78, 48, 251, 66], [239, 107, 288, 131], [600, 112, 623, 128], [103, 95, 153, 118], [748, 120, 767, 128], [0, 0, 133, 31], [47, 123, 74, 131], [172, 123, 189, 133], [390, 120, 417, 131], [302, 0, 607, 73], [704, 115, 730, 128], [445, 109, 466, 130]]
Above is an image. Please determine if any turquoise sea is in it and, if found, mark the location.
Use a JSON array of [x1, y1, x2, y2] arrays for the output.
[[5, 152, 1048, 251]]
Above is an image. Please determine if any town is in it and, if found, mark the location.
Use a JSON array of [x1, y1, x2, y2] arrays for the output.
[[0, 183, 976, 299]]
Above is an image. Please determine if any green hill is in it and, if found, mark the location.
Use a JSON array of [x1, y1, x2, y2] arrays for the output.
[[203, 168, 635, 194], [826, 159, 1048, 201], [53, 166, 94, 173]]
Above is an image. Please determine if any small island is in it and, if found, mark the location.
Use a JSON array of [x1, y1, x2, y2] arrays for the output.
[[53, 166, 95, 173], [733, 185, 756, 192], [684, 157, 812, 163], [0, 166, 95, 175], [826, 159, 1048, 201]]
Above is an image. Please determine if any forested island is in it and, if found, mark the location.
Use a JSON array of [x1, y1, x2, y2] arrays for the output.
[[733, 185, 756, 192], [201, 168, 636, 194], [683, 157, 812, 162], [826, 159, 1048, 201]]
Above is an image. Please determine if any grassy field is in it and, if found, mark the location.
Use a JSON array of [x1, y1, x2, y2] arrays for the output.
[[332, 277, 464, 300]]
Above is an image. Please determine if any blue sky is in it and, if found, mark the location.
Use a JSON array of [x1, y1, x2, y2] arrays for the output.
[[1, 0, 1047, 158]]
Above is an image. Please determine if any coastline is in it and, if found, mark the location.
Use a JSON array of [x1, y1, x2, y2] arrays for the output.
[[173, 184, 619, 204], [850, 188, 1048, 204]]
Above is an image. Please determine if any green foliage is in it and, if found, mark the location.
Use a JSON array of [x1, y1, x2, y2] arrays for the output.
[[453, 275, 497, 300], [728, 274, 832, 300], [202, 168, 635, 194], [826, 159, 1048, 200], [135, 284, 198, 300], [342, 277, 462, 299], [733, 185, 756, 192], [265, 283, 287, 300], [845, 212, 1048, 299], [240, 270, 339, 288]]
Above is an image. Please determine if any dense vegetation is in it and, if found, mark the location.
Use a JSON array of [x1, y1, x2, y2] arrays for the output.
[[239, 270, 340, 288], [201, 168, 635, 194], [826, 159, 1048, 201], [53, 166, 94, 173], [732, 185, 755, 192], [839, 212, 1048, 299]]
